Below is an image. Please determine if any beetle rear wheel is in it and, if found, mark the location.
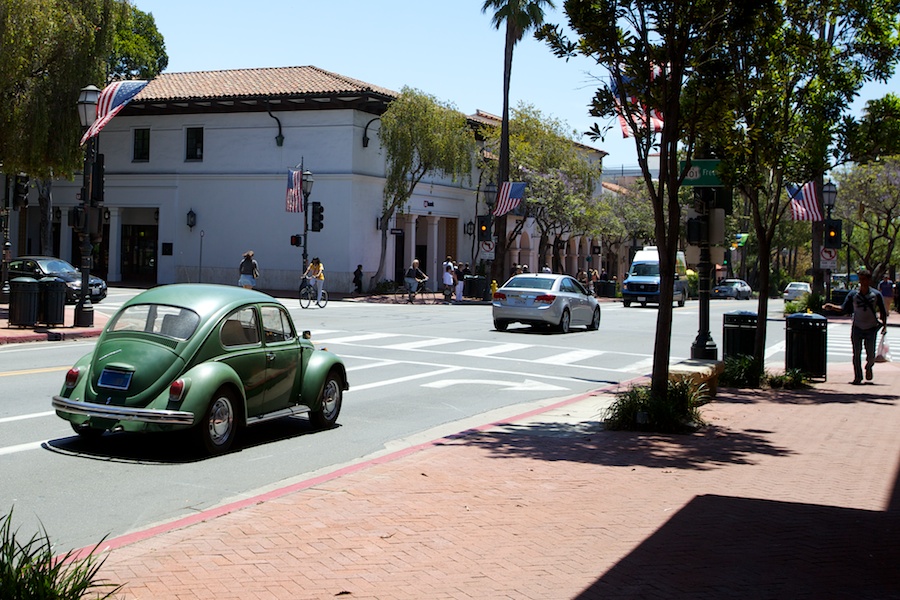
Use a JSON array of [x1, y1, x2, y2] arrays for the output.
[[200, 387, 239, 455], [310, 370, 343, 429]]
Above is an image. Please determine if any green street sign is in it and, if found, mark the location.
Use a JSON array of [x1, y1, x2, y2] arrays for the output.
[[680, 159, 722, 187]]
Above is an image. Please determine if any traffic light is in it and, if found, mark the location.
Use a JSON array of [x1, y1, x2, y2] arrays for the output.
[[310, 201, 324, 232], [290, 234, 301, 247], [824, 218, 842, 249], [90, 154, 104, 206], [686, 217, 704, 245], [477, 215, 492, 242], [69, 206, 86, 233], [13, 175, 28, 209]]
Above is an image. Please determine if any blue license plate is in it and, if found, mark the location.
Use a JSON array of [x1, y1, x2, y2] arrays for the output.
[[98, 369, 133, 390]]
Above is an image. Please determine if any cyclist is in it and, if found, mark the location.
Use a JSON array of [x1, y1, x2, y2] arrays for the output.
[[404, 259, 428, 304], [304, 257, 325, 303]]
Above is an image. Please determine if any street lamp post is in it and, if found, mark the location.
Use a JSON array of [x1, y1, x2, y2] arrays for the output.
[[301, 169, 314, 269], [822, 181, 837, 302], [482, 183, 496, 301], [75, 85, 100, 328]]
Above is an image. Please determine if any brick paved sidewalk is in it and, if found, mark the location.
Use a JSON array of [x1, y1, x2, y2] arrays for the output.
[[95, 362, 900, 600]]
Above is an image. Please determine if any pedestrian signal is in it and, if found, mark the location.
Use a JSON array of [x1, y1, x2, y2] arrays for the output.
[[290, 234, 301, 247], [310, 202, 324, 232]]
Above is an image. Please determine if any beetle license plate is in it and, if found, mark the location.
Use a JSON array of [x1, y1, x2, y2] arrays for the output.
[[98, 368, 133, 390]]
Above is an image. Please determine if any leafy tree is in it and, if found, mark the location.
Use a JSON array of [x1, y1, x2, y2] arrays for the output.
[[834, 157, 900, 278], [541, 0, 738, 401], [481, 0, 556, 281], [710, 0, 900, 373], [371, 87, 476, 288], [847, 93, 900, 163], [108, 2, 167, 81], [480, 104, 599, 271]]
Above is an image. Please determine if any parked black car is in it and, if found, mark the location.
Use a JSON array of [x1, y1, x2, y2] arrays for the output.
[[8, 256, 107, 303]]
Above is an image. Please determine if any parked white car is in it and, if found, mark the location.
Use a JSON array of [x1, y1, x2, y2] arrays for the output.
[[783, 282, 811, 301]]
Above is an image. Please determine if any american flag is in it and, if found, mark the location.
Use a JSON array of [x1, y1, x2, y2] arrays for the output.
[[492, 182, 527, 217], [285, 169, 304, 212], [611, 67, 664, 138], [787, 182, 823, 221], [80, 80, 148, 145]]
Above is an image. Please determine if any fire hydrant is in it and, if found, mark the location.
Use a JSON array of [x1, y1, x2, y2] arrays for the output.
[[491, 280, 498, 295]]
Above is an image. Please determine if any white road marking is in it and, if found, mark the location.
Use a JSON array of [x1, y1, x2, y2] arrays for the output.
[[315, 333, 402, 344], [422, 378, 568, 392], [0, 411, 55, 424], [0, 441, 45, 457], [458, 343, 531, 357], [540, 349, 605, 365], [347, 366, 462, 392], [380, 337, 462, 350]]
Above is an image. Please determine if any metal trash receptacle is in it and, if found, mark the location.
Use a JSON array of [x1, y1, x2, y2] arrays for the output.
[[40, 277, 67, 325], [465, 275, 485, 299], [785, 313, 827, 379], [723, 310, 757, 359], [9, 277, 40, 327]]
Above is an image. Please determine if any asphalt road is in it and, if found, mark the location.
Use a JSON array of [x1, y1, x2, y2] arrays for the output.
[[0, 291, 854, 551]]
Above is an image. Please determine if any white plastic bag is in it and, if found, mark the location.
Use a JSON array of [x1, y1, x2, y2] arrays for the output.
[[876, 332, 891, 363]]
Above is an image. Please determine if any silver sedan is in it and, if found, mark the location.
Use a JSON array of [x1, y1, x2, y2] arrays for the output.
[[492, 273, 601, 333]]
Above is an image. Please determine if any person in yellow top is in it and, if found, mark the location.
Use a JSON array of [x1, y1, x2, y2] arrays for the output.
[[304, 257, 325, 303]]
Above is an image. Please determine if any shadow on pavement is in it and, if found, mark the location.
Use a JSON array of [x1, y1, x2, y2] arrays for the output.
[[575, 494, 900, 599]]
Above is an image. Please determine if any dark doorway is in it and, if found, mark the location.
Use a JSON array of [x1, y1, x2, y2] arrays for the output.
[[121, 224, 158, 283], [393, 234, 405, 283]]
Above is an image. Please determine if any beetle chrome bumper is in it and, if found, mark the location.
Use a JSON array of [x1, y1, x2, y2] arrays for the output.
[[52, 396, 195, 426]]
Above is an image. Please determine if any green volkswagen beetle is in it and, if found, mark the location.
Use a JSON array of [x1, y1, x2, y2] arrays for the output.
[[52, 284, 348, 455]]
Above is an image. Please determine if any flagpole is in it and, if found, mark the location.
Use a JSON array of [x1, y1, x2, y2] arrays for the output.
[[301, 157, 308, 271]]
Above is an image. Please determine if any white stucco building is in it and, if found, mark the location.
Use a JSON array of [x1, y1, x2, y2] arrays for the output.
[[7, 66, 607, 293]]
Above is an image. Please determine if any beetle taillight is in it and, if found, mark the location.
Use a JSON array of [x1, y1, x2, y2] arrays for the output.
[[64, 367, 80, 388], [169, 379, 186, 402]]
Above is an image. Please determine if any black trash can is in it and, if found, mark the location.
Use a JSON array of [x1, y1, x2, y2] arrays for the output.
[[785, 313, 827, 379], [9, 277, 40, 327], [598, 281, 617, 297], [39, 277, 67, 326], [723, 310, 757, 359], [466, 275, 486, 299]]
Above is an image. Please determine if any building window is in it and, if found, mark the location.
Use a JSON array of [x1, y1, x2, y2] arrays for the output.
[[185, 127, 203, 161], [133, 128, 150, 161]]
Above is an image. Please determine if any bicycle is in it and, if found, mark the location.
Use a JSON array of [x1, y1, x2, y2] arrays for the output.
[[393, 279, 436, 305], [299, 278, 328, 308]]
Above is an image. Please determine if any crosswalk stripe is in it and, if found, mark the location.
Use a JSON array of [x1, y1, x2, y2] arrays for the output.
[[620, 358, 653, 374], [315, 333, 402, 344], [541, 349, 605, 365], [458, 343, 532, 357], [381, 338, 462, 350]]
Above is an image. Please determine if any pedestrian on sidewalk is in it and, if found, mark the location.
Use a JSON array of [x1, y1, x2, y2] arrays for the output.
[[353, 264, 364, 294], [238, 251, 259, 289], [824, 268, 888, 385]]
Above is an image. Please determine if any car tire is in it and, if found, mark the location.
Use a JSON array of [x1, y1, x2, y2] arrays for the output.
[[200, 387, 239, 455], [494, 319, 509, 331], [558, 309, 571, 334], [678, 291, 686, 307], [587, 307, 601, 331], [310, 370, 343, 429], [623, 300, 631, 308]]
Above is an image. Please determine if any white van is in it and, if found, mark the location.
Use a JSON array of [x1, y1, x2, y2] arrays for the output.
[[622, 246, 688, 308]]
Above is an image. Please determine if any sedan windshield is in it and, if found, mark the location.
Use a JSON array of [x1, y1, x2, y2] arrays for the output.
[[37, 259, 77, 274], [109, 304, 201, 341]]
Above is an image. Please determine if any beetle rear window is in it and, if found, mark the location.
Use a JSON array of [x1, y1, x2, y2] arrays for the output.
[[109, 304, 200, 341]]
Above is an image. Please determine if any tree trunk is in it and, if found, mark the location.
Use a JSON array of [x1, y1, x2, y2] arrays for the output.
[[491, 21, 516, 283], [36, 179, 54, 255], [370, 210, 395, 290]]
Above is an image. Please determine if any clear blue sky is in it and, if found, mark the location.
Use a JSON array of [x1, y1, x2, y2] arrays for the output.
[[135, 0, 899, 172]]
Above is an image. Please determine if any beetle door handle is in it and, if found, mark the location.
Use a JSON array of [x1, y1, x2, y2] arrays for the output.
[[266, 352, 275, 362]]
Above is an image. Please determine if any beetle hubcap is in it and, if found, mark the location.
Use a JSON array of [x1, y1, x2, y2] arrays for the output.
[[208, 397, 234, 446], [321, 380, 340, 419]]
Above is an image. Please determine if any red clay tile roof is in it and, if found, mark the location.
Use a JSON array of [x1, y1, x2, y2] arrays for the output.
[[134, 66, 399, 102]]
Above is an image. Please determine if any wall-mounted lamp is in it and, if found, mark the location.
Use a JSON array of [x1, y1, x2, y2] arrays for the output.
[[362, 117, 380, 148], [187, 209, 197, 231], [423, 200, 435, 208], [54, 207, 61, 221], [464, 220, 475, 236], [103, 208, 111, 222], [154, 208, 159, 222], [267, 102, 284, 147]]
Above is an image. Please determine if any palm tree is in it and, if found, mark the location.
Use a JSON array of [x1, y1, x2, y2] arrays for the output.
[[481, 0, 555, 280]]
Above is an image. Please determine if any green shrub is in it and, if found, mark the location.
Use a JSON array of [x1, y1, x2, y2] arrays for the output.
[[372, 279, 398, 294], [766, 368, 809, 389], [721, 354, 764, 388], [604, 377, 707, 433], [0, 510, 121, 600], [783, 298, 803, 315]]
